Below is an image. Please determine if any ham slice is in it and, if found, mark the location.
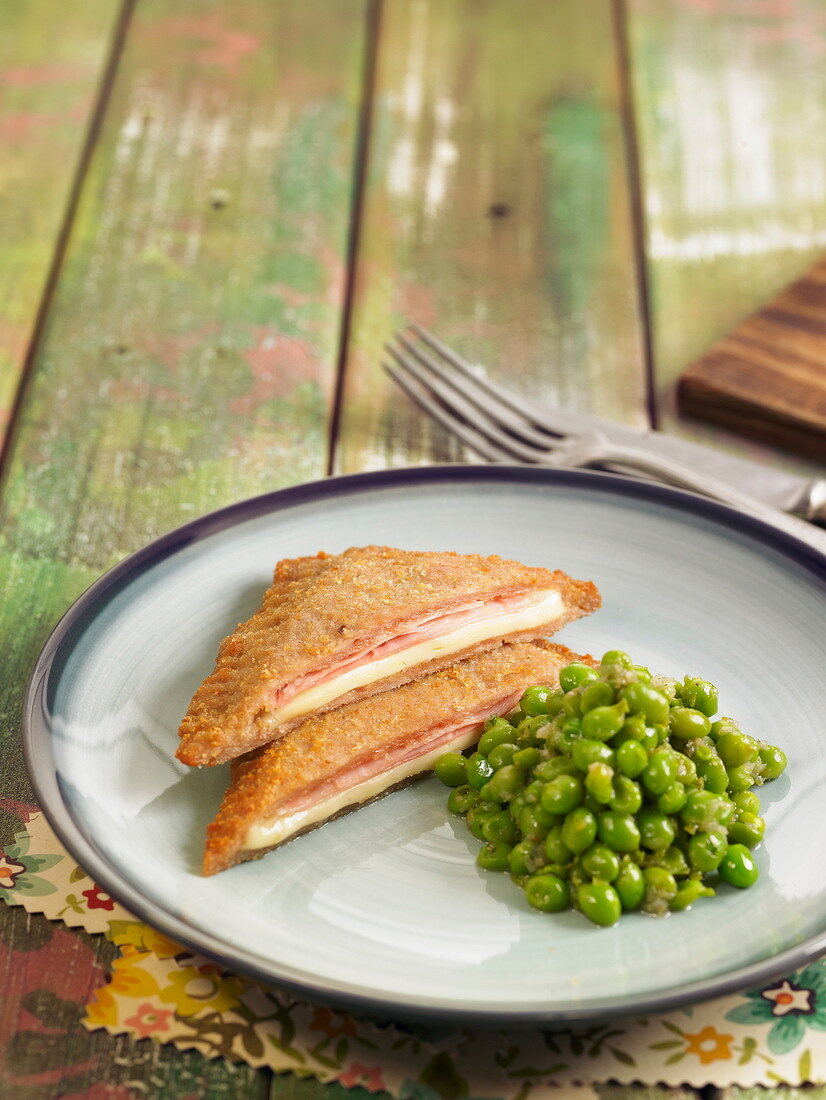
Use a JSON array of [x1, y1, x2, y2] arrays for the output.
[[203, 639, 592, 875], [177, 546, 600, 767]]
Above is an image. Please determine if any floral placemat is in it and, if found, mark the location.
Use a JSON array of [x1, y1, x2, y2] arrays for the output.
[[2, 811, 825, 1095]]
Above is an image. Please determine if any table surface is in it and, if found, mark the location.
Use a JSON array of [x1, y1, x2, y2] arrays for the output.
[[1, 1, 825, 1097]]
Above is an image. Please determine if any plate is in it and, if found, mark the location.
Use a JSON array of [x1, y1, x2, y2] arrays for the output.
[[24, 466, 826, 1026]]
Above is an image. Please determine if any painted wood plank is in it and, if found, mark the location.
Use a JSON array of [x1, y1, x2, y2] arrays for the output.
[[0, 0, 123, 441], [626, 0, 826, 475], [334, 0, 649, 473], [0, 0, 368, 789]]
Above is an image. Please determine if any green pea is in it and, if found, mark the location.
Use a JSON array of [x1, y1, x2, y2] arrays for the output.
[[523, 779, 546, 805], [609, 775, 643, 815], [674, 752, 697, 784], [641, 751, 678, 796], [600, 649, 633, 672], [434, 752, 467, 787], [508, 838, 548, 877], [580, 843, 620, 882], [687, 829, 727, 872], [728, 813, 765, 848], [447, 784, 479, 815], [647, 844, 689, 877], [577, 881, 622, 927], [597, 811, 641, 853], [642, 725, 662, 752], [580, 680, 615, 712], [478, 719, 517, 756], [689, 736, 718, 763], [637, 808, 676, 851], [465, 801, 502, 839], [516, 715, 553, 745], [759, 744, 787, 781], [519, 805, 558, 838], [614, 713, 646, 744], [545, 689, 565, 716], [733, 791, 761, 816], [615, 858, 645, 910], [559, 663, 599, 691], [465, 752, 495, 790], [540, 774, 584, 815], [508, 792, 528, 821], [560, 807, 598, 855], [710, 716, 738, 738], [681, 790, 734, 831], [581, 701, 628, 741], [488, 742, 519, 769], [544, 826, 574, 863], [525, 872, 570, 912], [718, 843, 759, 888], [669, 707, 712, 740], [562, 691, 583, 718], [476, 841, 511, 872], [520, 684, 552, 716], [642, 866, 677, 912], [534, 757, 578, 781], [727, 762, 758, 793], [631, 664, 652, 683], [513, 746, 542, 771], [571, 738, 614, 771], [555, 718, 582, 751], [697, 756, 729, 795], [481, 764, 525, 804], [680, 677, 719, 717], [585, 762, 614, 804], [716, 730, 758, 768], [670, 878, 715, 911], [482, 810, 519, 846], [615, 740, 648, 778], [620, 682, 671, 725], [657, 782, 687, 815]]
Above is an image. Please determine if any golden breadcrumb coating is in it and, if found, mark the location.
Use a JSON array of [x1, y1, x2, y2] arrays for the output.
[[177, 546, 600, 766]]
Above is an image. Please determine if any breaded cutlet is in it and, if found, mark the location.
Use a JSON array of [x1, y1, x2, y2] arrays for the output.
[[177, 546, 600, 767]]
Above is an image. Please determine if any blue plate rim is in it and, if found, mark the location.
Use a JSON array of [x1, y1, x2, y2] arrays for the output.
[[21, 464, 826, 1027]]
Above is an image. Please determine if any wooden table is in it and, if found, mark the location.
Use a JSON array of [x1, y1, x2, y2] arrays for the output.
[[1, 2, 824, 1097]]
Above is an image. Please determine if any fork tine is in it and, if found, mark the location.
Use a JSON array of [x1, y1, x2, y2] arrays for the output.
[[385, 343, 557, 464], [408, 323, 570, 438], [382, 361, 511, 463], [393, 331, 561, 452]]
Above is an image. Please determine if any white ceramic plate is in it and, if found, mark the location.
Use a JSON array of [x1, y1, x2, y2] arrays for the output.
[[24, 466, 826, 1026]]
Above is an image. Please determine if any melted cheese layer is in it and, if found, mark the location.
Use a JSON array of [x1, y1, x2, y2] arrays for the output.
[[268, 588, 565, 727], [243, 726, 482, 851]]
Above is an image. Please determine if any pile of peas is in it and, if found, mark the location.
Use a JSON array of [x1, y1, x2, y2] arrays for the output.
[[434, 650, 787, 927]]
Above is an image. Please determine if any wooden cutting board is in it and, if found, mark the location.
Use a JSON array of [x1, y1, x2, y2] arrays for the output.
[[677, 256, 826, 462]]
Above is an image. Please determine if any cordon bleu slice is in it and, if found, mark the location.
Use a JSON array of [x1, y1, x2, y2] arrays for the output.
[[177, 545, 600, 767], [203, 639, 591, 875]]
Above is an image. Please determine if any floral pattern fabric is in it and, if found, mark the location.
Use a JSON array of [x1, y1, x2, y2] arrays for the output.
[[2, 812, 826, 1095]]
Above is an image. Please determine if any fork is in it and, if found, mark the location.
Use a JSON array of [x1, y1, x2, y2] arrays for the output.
[[384, 324, 826, 555]]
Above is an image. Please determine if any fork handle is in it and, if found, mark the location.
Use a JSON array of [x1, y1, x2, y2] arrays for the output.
[[601, 444, 826, 557]]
